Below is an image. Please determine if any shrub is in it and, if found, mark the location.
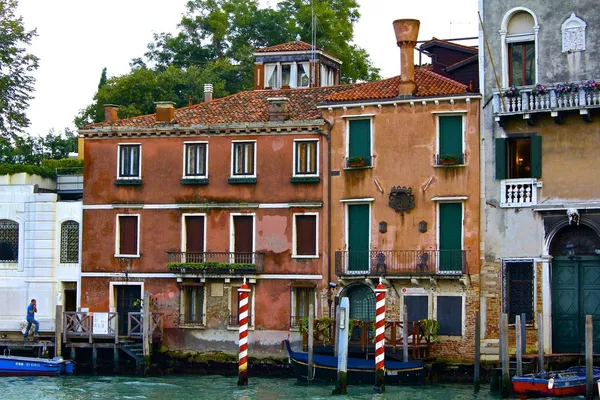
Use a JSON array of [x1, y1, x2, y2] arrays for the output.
[[166, 261, 257, 272]]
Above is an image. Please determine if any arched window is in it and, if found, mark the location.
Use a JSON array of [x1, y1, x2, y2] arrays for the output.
[[501, 8, 539, 87], [0, 220, 19, 262], [60, 220, 79, 263]]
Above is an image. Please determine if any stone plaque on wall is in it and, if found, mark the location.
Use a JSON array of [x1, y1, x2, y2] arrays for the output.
[[211, 282, 224, 297], [562, 12, 586, 53]]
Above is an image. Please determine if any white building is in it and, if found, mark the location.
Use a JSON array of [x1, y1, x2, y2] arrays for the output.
[[0, 172, 81, 333]]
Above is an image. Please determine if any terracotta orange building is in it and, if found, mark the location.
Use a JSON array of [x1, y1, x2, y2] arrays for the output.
[[319, 19, 481, 358], [78, 41, 347, 354]]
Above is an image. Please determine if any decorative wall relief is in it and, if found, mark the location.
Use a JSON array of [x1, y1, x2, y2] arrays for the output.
[[388, 186, 415, 215], [562, 12, 586, 53]]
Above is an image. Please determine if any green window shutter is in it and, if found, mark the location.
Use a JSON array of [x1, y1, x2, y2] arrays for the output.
[[348, 119, 371, 163], [530, 135, 542, 178], [439, 203, 463, 273], [439, 116, 463, 157], [495, 138, 507, 180]]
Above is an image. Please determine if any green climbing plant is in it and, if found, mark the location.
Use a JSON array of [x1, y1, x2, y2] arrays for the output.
[[419, 318, 440, 341]]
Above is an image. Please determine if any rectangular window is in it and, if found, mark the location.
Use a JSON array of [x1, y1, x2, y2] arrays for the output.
[[265, 64, 278, 88], [294, 214, 318, 257], [503, 260, 534, 324], [438, 203, 464, 273], [437, 295, 462, 336], [0, 220, 19, 262], [437, 115, 464, 165], [509, 42, 535, 86], [297, 63, 310, 88], [281, 64, 292, 87], [405, 296, 429, 322], [60, 221, 80, 263], [290, 286, 315, 328], [118, 144, 141, 178], [117, 215, 139, 256], [233, 215, 254, 263], [495, 136, 542, 179], [229, 286, 253, 327], [347, 119, 372, 167], [185, 215, 205, 253], [184, 143, 207, 177], [182, 285, 204, 325], [232, 142, 255, 177], [294, 140, 318, 176]]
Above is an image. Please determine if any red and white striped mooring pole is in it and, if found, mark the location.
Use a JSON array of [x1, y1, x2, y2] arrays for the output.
[[374, 278, 387, 392], [237, 278, 251, 386]]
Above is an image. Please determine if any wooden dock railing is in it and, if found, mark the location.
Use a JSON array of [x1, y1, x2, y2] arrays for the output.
[[63, 312, 119, 343], [128, 312, 164, 342]]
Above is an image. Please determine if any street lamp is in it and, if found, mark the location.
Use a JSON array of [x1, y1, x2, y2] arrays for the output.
[[565, 241, 576, 259]]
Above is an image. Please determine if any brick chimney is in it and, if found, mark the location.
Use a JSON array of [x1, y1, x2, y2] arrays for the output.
[[266, 97, 290, 121], [204, 84, 213, 102], [155, 101, 175, 122], [104, 104, 119, 123], [393, 19, 420, 96]]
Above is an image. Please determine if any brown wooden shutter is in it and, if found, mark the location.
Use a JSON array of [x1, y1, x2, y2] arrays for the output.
[[119, 216, 138, 255], [296, 215, 317, 256], [234, 216, 253, 253], [185, 216, 205, 252]]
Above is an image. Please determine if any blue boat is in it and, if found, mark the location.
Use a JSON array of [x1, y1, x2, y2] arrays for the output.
[[0, 355, 75, 376], [284, 340, 425, 385]]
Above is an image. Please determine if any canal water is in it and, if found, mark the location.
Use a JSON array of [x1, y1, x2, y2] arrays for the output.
[[0, 375, 584, 399]]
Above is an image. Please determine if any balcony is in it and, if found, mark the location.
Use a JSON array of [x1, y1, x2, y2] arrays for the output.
[[500, 178, 540, 208], [166, 251, 265, 275], [335, 250, 466, 277], [493, 81, 600, 124]]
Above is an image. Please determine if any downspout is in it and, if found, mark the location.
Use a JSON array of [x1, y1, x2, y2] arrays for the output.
[[318, 118, 333, 317]]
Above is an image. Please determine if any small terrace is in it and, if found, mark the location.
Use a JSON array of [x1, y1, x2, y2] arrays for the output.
[[166, 251, 265, 275], [335, 249, 466, 277], [493, 80, 600, 125]]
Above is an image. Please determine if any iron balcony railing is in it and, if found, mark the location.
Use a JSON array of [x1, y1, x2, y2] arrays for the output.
[[167, 251, 265, 274], [335, 249, 467, 276]]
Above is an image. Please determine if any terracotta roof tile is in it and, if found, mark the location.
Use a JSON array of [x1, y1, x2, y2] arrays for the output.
[[255, 41, 318, 53], [323, 69, 467, 102], [83, 84, 362, 130]]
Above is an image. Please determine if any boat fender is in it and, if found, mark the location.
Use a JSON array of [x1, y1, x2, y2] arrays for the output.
[[548, 378, 554, 390]]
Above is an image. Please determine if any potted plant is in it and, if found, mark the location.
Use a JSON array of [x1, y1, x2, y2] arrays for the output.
[[503, 86, 520, 98], [532, 83, 548, 96], [555, 81, 580, 95], [439, 154, 460, 165], [347, 156, 365, 167], [582, 79, 598, 93]]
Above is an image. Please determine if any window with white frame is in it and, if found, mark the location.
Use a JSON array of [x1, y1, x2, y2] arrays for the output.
[[502, 9, 538, 87], [180, 284, 205, 325], [184, 142, 208, 178], [116, 215, 139, 256], [60, 220, 79, 263], [436, 115, 465, 165], [293, 214, 318, 257], [229, 285, 254, 328], [232, 142, 256, 177], [320, 64, 334, 86], [294, 140, 318, 176], [118, 144, 141, 179], [290, 285, 315, 328], [0, 219, 18, 262], [264, 62, 311, 89]]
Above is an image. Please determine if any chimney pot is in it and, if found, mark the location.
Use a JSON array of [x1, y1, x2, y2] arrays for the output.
[[103, 104, 119, 123], [155, 101, 175, 123], [393, 19, 420, 96], [266, 97, 290, 121], [204, 83, 214, 102]]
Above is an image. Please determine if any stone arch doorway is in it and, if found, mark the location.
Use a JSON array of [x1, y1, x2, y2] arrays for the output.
[[550, 223, 600, 353], [340, 283, 376, 322]]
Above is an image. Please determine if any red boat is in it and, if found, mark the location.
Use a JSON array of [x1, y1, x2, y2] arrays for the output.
[[512, 366, 600, 398]]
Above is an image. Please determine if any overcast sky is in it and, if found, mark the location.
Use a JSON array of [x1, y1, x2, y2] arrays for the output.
[[17, 0, 478, 136]]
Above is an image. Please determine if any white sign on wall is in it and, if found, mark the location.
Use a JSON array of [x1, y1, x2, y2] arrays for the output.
[[93, 312, 109, 335]]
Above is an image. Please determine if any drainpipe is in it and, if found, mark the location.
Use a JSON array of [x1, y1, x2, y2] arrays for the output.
[[318, 118, 333, 317]]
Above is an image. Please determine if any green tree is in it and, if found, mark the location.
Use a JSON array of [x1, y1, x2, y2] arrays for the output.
[[98, 67, 108, 90], [0, 0, 39, 136]]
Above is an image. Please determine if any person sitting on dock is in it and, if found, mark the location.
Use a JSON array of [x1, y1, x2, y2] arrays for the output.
[[24, 299, 39, 341]]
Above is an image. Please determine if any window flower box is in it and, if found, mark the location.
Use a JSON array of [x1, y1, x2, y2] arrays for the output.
[[347, 156, 366, 168], [438, 154, 460, 166]]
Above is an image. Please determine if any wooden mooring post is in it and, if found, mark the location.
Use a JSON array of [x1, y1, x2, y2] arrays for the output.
[[500, 313, 510, 398], [586, 315, 593, 400], [142, 291, 150, 362], [237, 280, 251, 386], [307, 304, 314, 382], [520, 313, 526, 356], [402, 305, 408, 363], [515, 314, 523, 377], [537, 312, 544, 372], [332, 297, 349, 395], [54, 304, 62, 357], [474, 311, 480, 393]]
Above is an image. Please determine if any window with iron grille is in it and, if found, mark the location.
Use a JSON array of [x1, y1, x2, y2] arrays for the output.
[[184, 143, 207, 177], [0, 219, 18, 262], [182, 285, 204, 325], [290, 286, 315, 328], [232, 142, 255, 177], [503, 259, 534, 324], [60, 220, 79, 263]]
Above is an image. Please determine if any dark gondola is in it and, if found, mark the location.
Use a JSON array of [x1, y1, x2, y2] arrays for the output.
[[284, 340, 425, 385]]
